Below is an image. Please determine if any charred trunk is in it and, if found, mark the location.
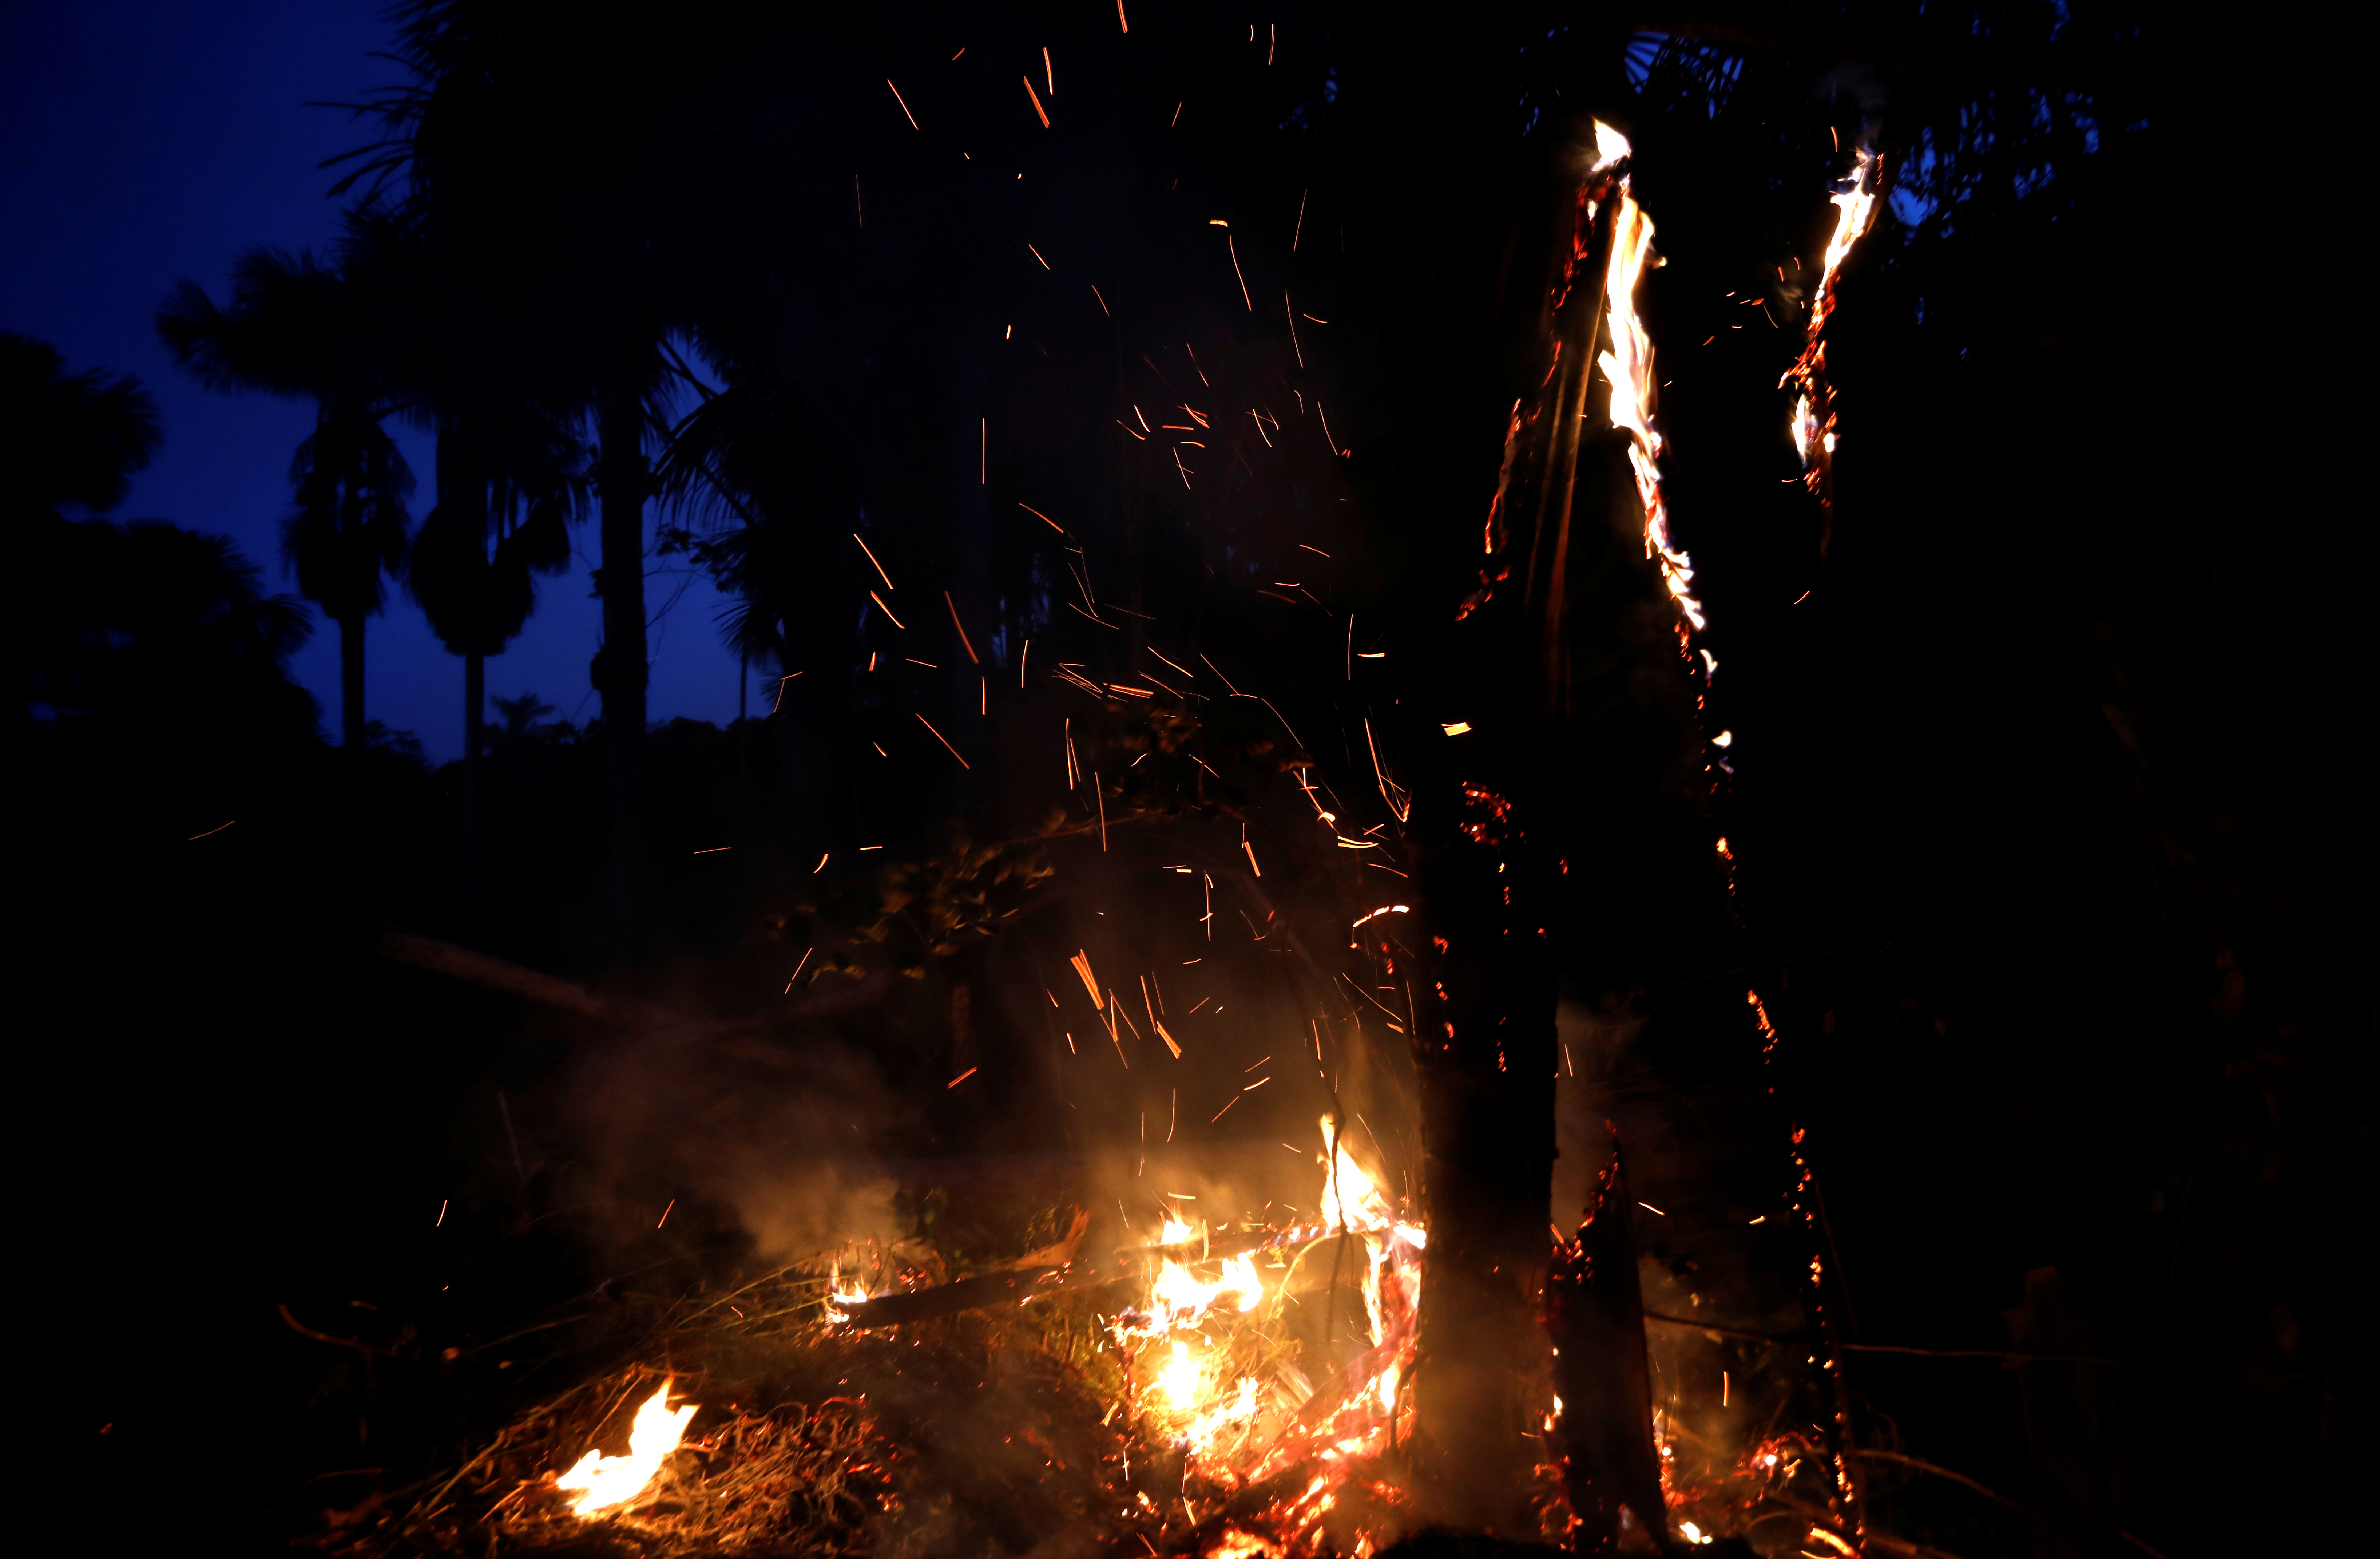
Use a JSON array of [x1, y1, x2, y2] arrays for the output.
[[1404, 788, 1562, 1533], [1388, 112, 1672, 1541], [1548, 1133, 1669, 1549]]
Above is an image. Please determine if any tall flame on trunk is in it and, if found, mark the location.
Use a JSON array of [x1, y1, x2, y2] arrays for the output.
[[1592, 127, 1702, 634], [1783, 143, 1881, 547]]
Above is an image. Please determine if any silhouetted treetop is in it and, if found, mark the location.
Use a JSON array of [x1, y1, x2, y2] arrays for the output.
[[2, 331, 163, 520]]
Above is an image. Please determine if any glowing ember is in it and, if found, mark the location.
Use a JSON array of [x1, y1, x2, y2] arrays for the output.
[[556, 1381, 698, 1516]]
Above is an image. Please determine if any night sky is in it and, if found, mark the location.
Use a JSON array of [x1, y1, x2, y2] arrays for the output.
[[1, 1, 745, 760]]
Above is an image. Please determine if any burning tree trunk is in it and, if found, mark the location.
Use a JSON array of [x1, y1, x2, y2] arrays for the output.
[[1402, 786, 1562, 1533], [1395, 123, 1672, 1540], [1547, 1132, 1669, 1546]]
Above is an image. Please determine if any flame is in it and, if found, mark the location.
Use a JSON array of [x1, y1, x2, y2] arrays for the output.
[[1158, 1338, 1205, 1406], [1782, 143, 1881, 500], [1143, 1219, 1266, 1337], [556, 1381, 698, 1516], [1119, 1119, 1424, 1493], [1817, 147, 1880, 310], [1210, 1528, 1288, 1559], [1590, 123, 1703, 634], [1317, 1116, 1393, 1232], [1149, 1336, 1265, 1461], [823, 1262, 873, 1323], [1183, 1374, 1264, 1453], [1592, 120, 1633, 170]]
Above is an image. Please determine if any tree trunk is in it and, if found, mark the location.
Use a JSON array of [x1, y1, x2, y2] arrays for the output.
[[1547, 1133, 1669, 1548], [1374, 87, 1667, 1536], [594, 381, 647, 916], [463, 650, 484, 876], [1404, 797, 1562, 1534], [339, 611, 365, 857]]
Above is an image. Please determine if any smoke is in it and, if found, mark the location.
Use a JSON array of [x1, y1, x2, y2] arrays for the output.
[[1552, 992, 1647, 1227], [544, 1016, 913, 1266], [702, 1144, 902, 1266]]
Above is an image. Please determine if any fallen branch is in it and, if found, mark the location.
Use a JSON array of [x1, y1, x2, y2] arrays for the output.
[[375, 930, 890, 1040], [1761, 1494, 1967, 1559], [1641, 1311, 2125, 1364], [833, 1264, 1069, 1326], [376, 931, 693, 1029], [1845, 1341, 2126, 1365], [1849, 1449, 2174, 1559], [278, 1303, 377, 1360], [1851, 1448, 2024, 1512]]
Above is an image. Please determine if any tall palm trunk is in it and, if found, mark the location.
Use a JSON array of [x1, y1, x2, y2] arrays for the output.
[[339, 610, 366, 854], [463, 649, 484, 874], [595, 381, 647, 915]]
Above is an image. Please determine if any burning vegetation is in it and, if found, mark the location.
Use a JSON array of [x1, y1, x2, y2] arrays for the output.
[[23, 9, 2347, 1559], [292, 91, 1911, 1559]]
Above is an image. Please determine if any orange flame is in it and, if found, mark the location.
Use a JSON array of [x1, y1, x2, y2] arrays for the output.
[[556, 1382, 698, 1516], [823, 1262, 873, 1323], [1784, 145, 1881, 495], [1121, 1119, 1424, 1505], [1591, 125, 1703, 634]]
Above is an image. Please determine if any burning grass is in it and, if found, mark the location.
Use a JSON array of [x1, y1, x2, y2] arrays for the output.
[[298, 1184, 1908, 1559], [308, 1112, 1468, 1559], [312, 1272, 1149, 1559]]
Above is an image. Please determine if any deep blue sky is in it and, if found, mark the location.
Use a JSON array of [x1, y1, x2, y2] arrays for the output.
[[1, 1, 745, 760]]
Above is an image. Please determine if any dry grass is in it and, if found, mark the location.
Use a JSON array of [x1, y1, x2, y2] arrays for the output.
[[307, 1255, 1171, 1559]]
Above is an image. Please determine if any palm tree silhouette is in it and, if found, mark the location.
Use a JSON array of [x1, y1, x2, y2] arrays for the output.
[[406, 405, 586, 869], [489, 691, 556, 743], [157, 247, 412, 842], [654, 362, 865, 833], [333, 0, 716, 911], [323, 202, 588, 869]]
